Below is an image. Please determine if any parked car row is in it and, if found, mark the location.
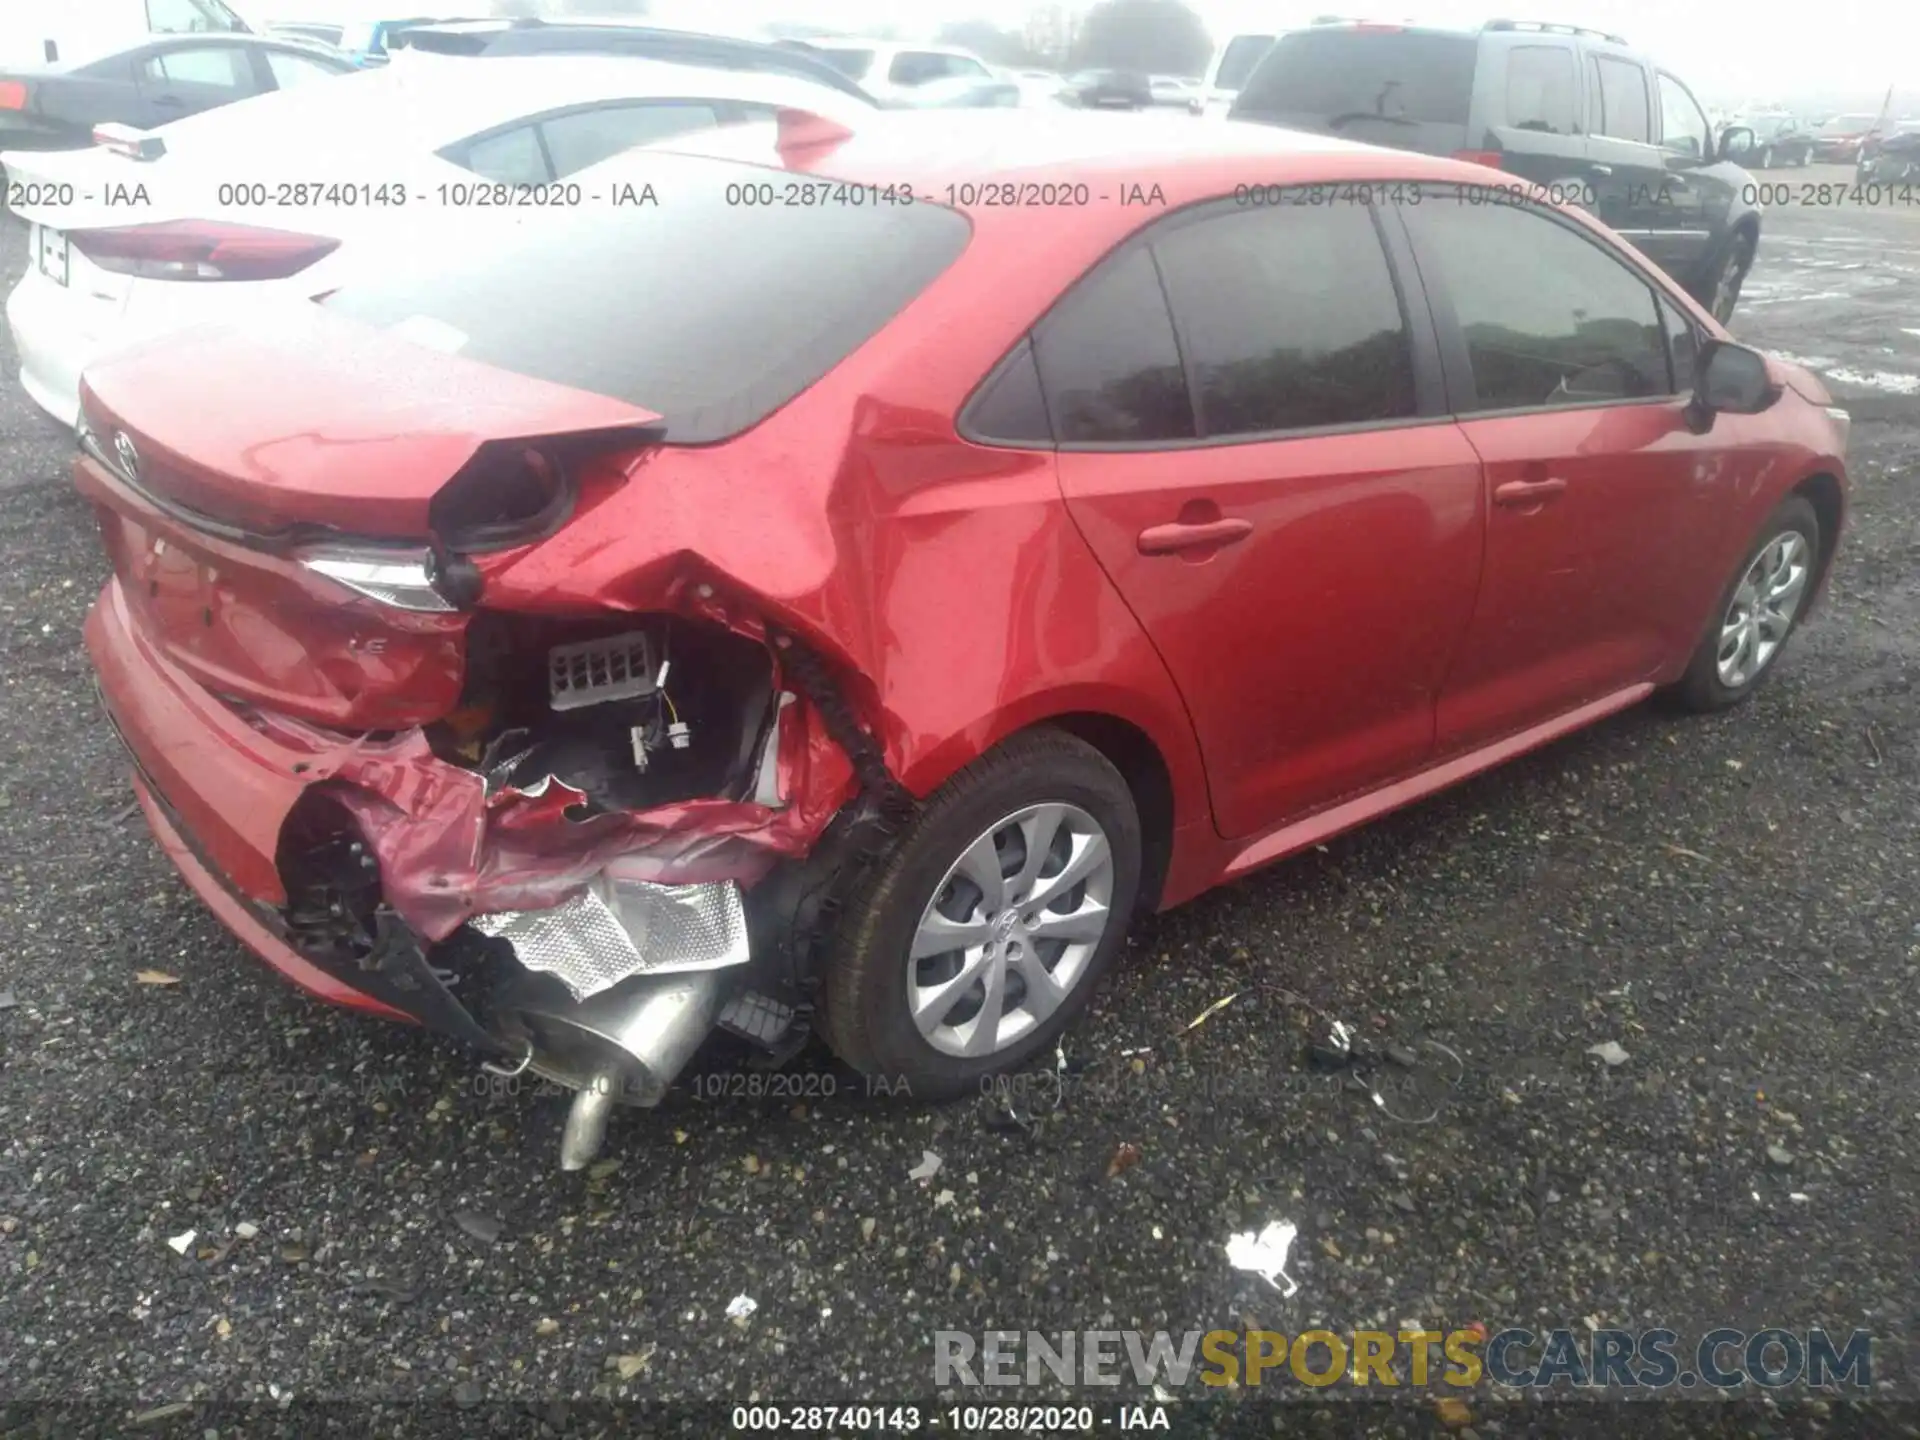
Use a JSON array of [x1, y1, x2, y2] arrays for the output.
[[1859, 118, 1920, 183], [1733, 112, 1816, 168], [1812, 112, 1883, 164], [0, 18, 1853, 1169], [2, 55, 873, 425], [1228, 18, 1767, 323], [1, 32, 354, 155]]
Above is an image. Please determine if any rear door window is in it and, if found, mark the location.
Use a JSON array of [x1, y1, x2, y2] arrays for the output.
[[889, 51, 969, 85], [140, 46, 253, 90], [264, 50, 346, 88], [321, 158, 971, 445], [813, 48, 875, 81], [457, 125, 550, 184], [1213, 35, 1277, 92], [1504, 44, 1576, 134], [1233, 29, 1477, 125], [962, 340, 1053, 446], [1152, 202, 1416, 437], [1591, 55, 1652, 143], [1030, 245, 1195, 445], [539, 103, 723, 177], [1410, 202, 1670, 410]]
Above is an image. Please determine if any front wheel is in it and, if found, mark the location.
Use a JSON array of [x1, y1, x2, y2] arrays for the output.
[[820, 729, 1142, 1098], [1666, 495, 1820, 712]]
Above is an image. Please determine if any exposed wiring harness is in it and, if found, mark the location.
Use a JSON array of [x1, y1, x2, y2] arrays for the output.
[[768, 626, 917, 823]]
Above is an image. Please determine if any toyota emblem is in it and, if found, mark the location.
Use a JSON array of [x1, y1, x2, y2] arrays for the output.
[[113, 431, 140, 482]]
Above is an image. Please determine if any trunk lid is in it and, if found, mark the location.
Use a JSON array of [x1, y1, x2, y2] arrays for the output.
[[78, 306, 663, 729], [80, 302, 662, 537], [1, 142, 164, 233]]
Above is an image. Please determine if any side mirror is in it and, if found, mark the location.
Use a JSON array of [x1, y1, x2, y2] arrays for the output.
[[1685, 339, 1780, 432], [1719, 124, 1756, 161]]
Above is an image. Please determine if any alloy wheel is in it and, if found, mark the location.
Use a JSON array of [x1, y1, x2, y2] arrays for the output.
[[907, 802, 1116, 1059], [1717, 531, 1811, 689]]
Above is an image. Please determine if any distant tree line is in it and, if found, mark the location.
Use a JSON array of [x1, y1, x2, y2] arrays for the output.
[[942, 0, 1210, 76]]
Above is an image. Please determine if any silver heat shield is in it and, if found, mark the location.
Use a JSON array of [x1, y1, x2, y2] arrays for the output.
[[471, 877, 750, 1000]]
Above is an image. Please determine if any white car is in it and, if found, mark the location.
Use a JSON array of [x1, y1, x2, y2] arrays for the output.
[[790, 39, 994, 104], [1148, 75, 1200, 107], [1191, 32, 1280, 118], [3, 55, 873, 427]]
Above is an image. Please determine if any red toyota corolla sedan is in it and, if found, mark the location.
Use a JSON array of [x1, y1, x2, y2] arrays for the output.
[[78, 110, 1850, 1167]]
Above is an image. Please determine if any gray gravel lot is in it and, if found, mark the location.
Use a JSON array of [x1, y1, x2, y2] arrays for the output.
[[1, 176, 1917, 1436]]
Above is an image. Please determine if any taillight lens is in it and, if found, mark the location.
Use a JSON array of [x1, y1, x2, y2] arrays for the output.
[[66, 220, 340, 282], [1453, 150, 1504, 169], [0, 81, 27, 110], [428, 443, 569, 552]]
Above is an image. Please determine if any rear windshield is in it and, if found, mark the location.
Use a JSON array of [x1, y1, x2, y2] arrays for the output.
[[1234, 28, 1477, 124], [811, 47, 875, 81], [320, 159, 971, 444], [1214, 35, 1276, 92]]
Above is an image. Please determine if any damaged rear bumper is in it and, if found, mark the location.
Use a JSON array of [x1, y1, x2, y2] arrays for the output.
[[86, 577, 845, 1164]]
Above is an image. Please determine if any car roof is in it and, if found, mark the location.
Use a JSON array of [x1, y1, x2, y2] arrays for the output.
[[69, 31, 353, 73], [143, 53, 871, 157], [802, 39, 976, 55], [470, 24, 877, 101], [127, 32, 348, 56], [644, 105, 1493, 198], [1283, 18, 1635, 46]]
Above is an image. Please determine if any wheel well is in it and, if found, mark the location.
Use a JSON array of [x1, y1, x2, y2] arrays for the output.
[[1795, 471, 1845, 600], [1041, 713, 1176, 914]]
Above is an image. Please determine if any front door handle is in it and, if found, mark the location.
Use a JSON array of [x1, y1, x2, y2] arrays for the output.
[[1493, 477, 1568, 507], [1586, 162, 1613, 177], [1137, 517, 1254, 555]]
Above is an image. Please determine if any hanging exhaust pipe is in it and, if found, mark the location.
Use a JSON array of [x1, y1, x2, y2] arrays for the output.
[[502, 970, 729, 1170], [473, 874, 750, 1168]]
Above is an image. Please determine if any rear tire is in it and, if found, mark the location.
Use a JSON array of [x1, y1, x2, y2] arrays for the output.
[[1666, 495, 1820, 712], [820, 729, 1142, 1100]]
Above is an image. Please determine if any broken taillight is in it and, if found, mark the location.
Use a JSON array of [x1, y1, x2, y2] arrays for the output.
[[426, 443, 568, 553], [66, 220, 340, 282]]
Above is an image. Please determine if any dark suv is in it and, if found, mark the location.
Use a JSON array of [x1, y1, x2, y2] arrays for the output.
[[1231, 19, 1764, 322]]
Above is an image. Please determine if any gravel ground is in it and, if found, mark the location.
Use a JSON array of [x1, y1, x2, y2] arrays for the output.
[[1, 178, 1916, 1437]]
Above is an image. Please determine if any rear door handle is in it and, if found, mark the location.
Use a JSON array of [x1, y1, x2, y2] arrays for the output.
[[1586, 162, 1613, 177], [1137, 517, 1254, 555], [1493, 477, 1568, 507]]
